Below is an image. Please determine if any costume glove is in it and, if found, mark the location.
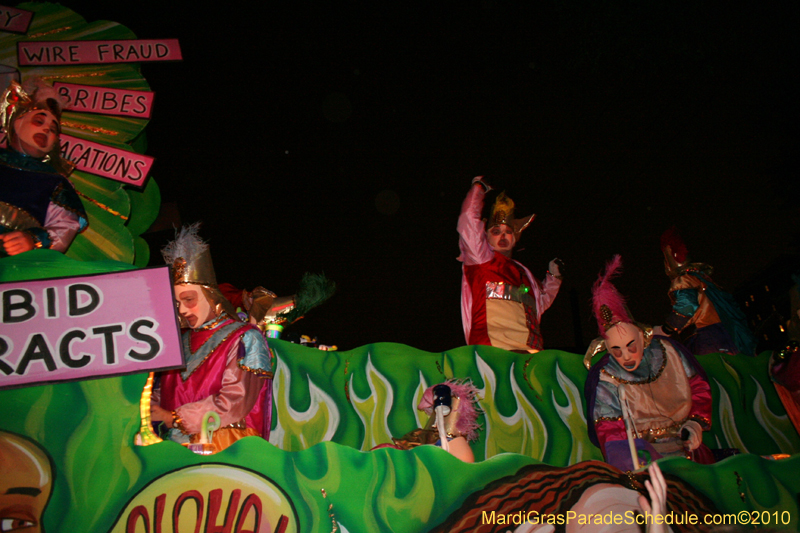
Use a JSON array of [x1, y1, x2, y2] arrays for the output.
[[680, 420, 703, 450], [548, 258, 564, 279], [471, 175, 492, 192]]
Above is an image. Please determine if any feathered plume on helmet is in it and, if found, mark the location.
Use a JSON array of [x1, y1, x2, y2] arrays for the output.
[[418, 379, 482, 442], [162, 223, 238, 324], [487, 192, 535, 238], [0, 78, 73, 175], [585, 255, 653, 369], [161, 223, 218, 287], [591, 255, 633, 335], [660, 226, 690, 279], [660, 226, 712, 279]]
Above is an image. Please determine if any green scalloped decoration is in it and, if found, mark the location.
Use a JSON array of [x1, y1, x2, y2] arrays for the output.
[[0, 346, 798, 533], [1, 254, 798, 531], [126, 176, 160, 266]]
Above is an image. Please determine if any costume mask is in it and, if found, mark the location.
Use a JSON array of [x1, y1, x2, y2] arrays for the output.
[[485, 191, 534, 253], [174, 284, 215, 329], [604, 322, 645, 372], [0, 432, 52, 533], [12, 109, 59, 158], [486, 223, 516, 254]]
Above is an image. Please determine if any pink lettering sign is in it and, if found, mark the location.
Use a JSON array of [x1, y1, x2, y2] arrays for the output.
[[18, 39, 182, 66], [0, 5, 33, 34], [0, 266, 183, 390], [55, 82, 155, 119], [60, 134, 154, 187]]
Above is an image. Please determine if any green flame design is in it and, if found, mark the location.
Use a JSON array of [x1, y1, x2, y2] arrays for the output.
[[412, 371, 430, 429], [552, 363, 589, 464], [714, 378, 748, 452], [350, 355, 395, 450], [750, 377, 796, 452], [271, 361, 340, 450], [478, 356, 548, 459]]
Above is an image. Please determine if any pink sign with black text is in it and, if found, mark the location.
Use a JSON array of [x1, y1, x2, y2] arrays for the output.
[[60, 134, 154, 187], [0, 5, 33, 33], [0, 266, 182, 390], [18, 39, 182, 65], [55, 82, 155, 119]]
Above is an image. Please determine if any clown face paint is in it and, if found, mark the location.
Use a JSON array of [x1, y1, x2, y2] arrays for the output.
[[12, 110, 59, 158], [604, 322, 645, 372], [486, 224, 516, 255], [173, 284, 215, 329]]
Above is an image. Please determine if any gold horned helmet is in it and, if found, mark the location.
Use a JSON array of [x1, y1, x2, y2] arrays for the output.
[[161, 223, 218, 287], [161, 223, 236, 322], [486, 192, 535, 238]]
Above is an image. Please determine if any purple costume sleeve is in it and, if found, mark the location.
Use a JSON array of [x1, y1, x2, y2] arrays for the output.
[[43, 201, 83, 252]]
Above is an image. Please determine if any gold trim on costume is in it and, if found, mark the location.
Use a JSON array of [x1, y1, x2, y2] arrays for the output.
[[181, 320, 249, 380], [638, 421, 684, 442], [594, 415, 623, 423], [0, 201, 41, 231], [239, 364, 273, 379], [172, 411, 187, 434], [199, 314, 229, 331], [689, 415, 712, 430]]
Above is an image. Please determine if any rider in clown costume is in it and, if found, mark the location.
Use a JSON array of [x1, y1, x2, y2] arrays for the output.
[[457, 176, 562, 353], [584, 255, 715, 471], [150, 224, 272, 452], [0, 79, 86, 256]]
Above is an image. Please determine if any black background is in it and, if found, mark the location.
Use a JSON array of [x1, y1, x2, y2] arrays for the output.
[[56, 1, 798, 352]]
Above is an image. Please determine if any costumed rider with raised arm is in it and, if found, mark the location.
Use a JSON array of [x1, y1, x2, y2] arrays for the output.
[[584, 255, 715, 471], [0, 79, 86, 256], [657, 227, 757, 356], [458, 176, 562, 353], [150, 224, 272, 451]]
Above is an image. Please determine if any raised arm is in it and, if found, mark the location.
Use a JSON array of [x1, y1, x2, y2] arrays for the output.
[[457, 179, 494, 266]]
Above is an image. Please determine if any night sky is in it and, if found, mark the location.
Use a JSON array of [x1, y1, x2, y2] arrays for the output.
[[61, 2, 798, 353]]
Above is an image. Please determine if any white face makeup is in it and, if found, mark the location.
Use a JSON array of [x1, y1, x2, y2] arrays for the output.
[[173, 285, 215, 329], [486, 224, 516, 255], [604, 322, 645, 372], [12, 110, 59, 158]]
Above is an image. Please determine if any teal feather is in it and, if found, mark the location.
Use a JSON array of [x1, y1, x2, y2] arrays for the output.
[[278, 272, 336, 324]]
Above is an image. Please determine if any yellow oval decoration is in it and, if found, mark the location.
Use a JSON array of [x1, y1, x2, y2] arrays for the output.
[[108, 464, 298, 533]]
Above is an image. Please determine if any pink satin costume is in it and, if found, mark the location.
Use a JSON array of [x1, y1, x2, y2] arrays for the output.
[[458, 184, 561, 351], [155, 316, 271, 450]]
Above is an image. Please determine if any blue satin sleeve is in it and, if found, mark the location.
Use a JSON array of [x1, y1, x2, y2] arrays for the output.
[[238, 329, 272, 374], [593, 381, 622, 420]]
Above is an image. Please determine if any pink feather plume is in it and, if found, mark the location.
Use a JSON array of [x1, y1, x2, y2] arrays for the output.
[[591, 254, 632, 335], [418, 379, 482, 442]]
